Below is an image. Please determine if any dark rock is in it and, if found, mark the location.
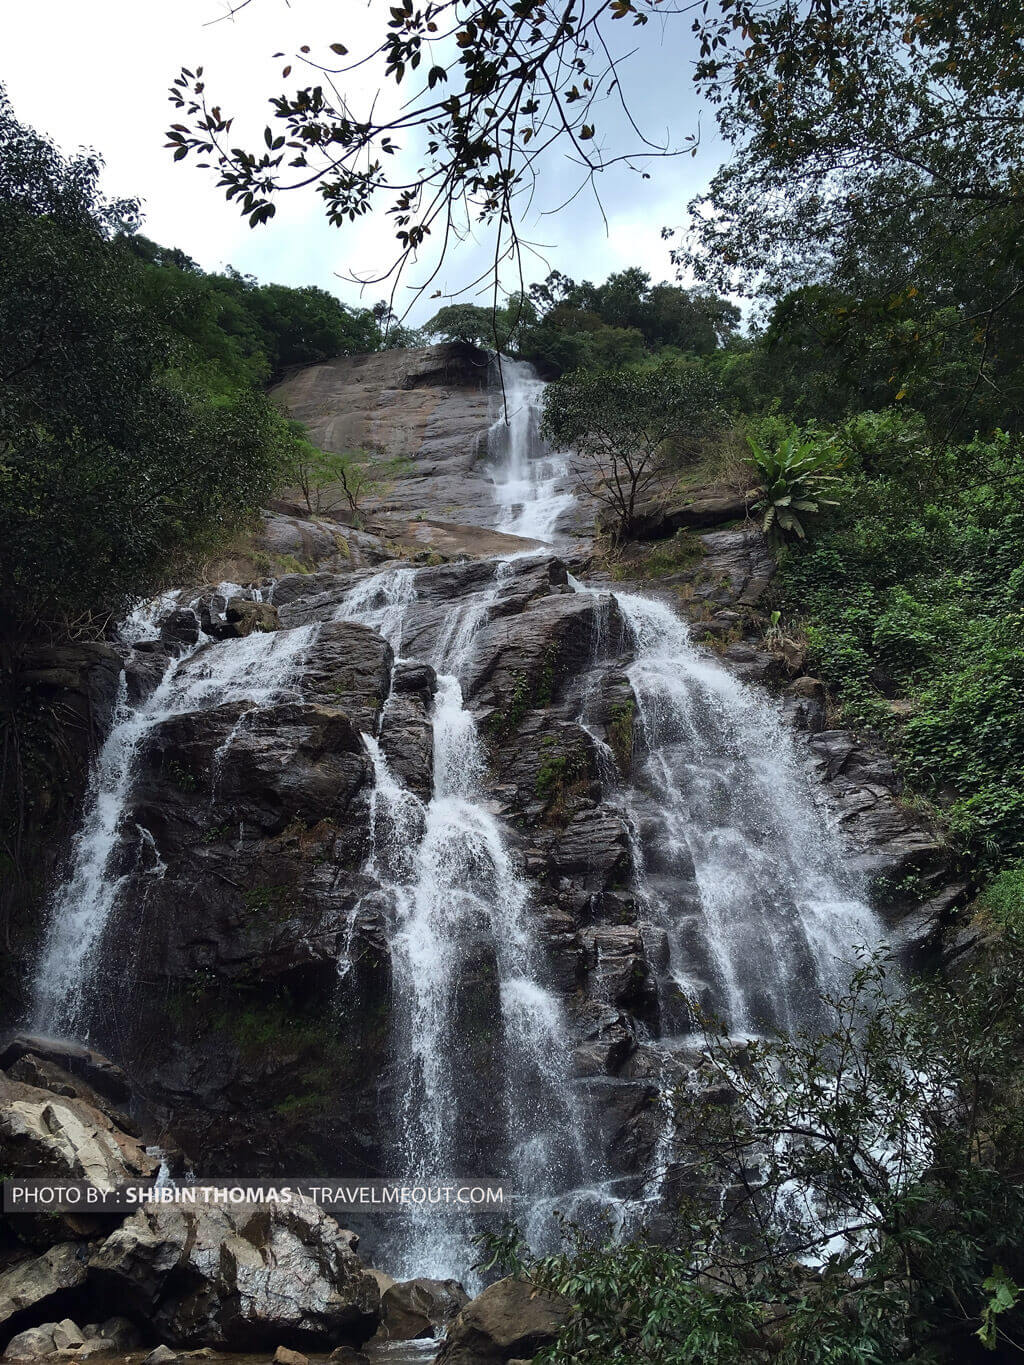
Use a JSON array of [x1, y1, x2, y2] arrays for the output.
[[378, 680, 435, 800], [159, 610, 201, 650], [435, 1276, 570, 1365], [804, 730, 945, 881], [894, 882, 970, 964], [377, 1278, 469, 1341], [301, 621, 394, 734], [631, 489, 757, 539], [782, 676, 826, 733], [88, 1203, 379, 1350], [223, 599, 280, 638], [0, 1037, 131, 1107]]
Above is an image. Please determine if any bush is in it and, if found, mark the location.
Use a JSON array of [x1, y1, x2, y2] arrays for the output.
[[482, 948, 1024, 1362], [775, 414, 1024, 871]]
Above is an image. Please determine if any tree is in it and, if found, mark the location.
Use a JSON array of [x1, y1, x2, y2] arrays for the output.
[[286, 434, 409, 522], [541, 361, 723, 537], [670, 0, 1024, 426], [423, 296, 537, 351], [165, 0, 696, 303], [0, 89, 286, 638], [483, 946, 1024, 1361]]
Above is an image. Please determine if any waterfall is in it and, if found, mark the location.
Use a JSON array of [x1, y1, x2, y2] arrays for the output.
[[30, 608, 318, 1036], [338, 563, 587, 1283], [604, 591, 879, 1037], [487, 358, 574, 542], [28, 351, 886, 1295]]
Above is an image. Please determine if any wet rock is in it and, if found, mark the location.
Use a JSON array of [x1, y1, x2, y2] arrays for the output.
[[545, 807, 632, 884], [0, 1038, 130, 1108], [465, 591, 624, 720], [720, 641, 779, 685], [893, 882, 970, 965], [88, 1203, 379, 1349], [0, 1243, 89, 1335], [301, 621, 395, 734], [377, 1278, 469, 1341], [378, 667, 436, 799], [782, 676, 826, 733], [582, 925, 655, 1010], [159, 609, 201, 650], [804, 729, 945, 881], [223, 599, 280, 638], [435, 1276, 570, 1365], [326, 1349, 369, 1365]]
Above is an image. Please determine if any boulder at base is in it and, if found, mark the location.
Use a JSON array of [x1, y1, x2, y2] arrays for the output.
[[436, 1277, 570, 1364], [88, 1202, 380, 1350], [377, 1278, 469, 1341], [0, 1243, 89, 1339]]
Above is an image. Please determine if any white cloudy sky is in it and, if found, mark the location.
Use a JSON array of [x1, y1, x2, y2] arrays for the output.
[[4, 0, 722, 322]]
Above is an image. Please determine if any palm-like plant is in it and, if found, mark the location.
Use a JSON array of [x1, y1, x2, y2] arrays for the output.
[[746, 433, 841, 540]]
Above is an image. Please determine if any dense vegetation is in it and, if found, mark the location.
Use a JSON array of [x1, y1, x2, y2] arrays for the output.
[[0, 87, 401, 643], [486, 943, 1024, 1361]]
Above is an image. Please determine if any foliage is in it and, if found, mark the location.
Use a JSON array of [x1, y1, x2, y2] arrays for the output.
[[124, 234, 384, 385], [0, 92, 288, 638], [519, 270, 739, 377], [747, 433, 839, 541], [542, 361, 724, 537], [482, 948, 1024, 1362], [165, 0, 700, 298], [777, 415, 1024, 869], [287, 433, 410, 521], [671, 0, 1024, 430], [424, 296, 536, 351], [973, 865, 1024, 936]]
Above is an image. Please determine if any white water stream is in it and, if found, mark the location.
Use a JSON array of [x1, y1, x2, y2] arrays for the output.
[[30, 354, 884, 1293], [31, 603, 318, 1035], [338, 561, 586, 1281], [488, 358, 574, 542]]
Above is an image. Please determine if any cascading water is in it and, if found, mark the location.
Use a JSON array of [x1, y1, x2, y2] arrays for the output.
[[595, 591, 880, 1037], [29, 349, 887, 1303], [31, 604, 318, 1036], [488, 358, 574, 542], [337, 565, 587, 1282]]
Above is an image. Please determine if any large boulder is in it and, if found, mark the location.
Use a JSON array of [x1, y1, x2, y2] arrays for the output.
[[88, 1202, 379, 1350], [0, 1070, 158, 1187], [436, 1277, 570, 1365], [377, 1278, 469, 1341], [0, 1244, 89, 1338]]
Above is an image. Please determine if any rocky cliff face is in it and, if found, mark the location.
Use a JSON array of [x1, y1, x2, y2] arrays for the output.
[[3, 346, 960, 1314]]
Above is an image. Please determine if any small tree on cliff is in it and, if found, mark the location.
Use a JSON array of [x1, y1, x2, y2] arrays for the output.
[[541, 361, 723, 539]]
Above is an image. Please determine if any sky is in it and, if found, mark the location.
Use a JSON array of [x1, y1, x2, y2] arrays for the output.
[[3, 0, 723, 323]]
